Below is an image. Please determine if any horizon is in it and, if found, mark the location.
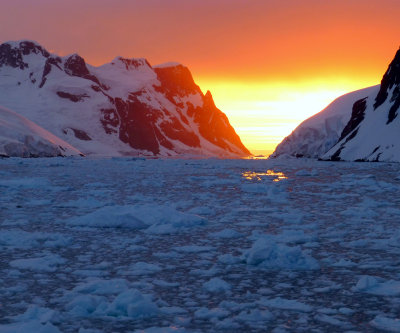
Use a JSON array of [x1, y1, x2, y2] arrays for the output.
[[1, 0, 399, 154]]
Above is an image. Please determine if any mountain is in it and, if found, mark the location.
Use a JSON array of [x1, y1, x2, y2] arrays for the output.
[[0, 105, 82, 157], [270, 85, 380, 159], [323, 49, 400, 162], [0, 40, 249, 157]]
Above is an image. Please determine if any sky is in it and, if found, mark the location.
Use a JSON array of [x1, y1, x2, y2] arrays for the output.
[[1, 0, 400, 154]]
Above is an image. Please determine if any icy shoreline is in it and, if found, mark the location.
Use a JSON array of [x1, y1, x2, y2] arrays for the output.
[[1, 157, 400, 332]]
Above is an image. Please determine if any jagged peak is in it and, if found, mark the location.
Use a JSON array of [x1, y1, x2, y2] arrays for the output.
[[204, 90, 216, 108], [374, 47, 400, 109], [1, 40, 50, 58], [0, 40, 50, 69], [64, 53, 90, 77]]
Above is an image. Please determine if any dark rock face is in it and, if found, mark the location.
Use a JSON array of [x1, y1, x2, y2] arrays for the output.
[[0, 40, 250, 157], [63, 128, 92, 141], [194, 91, 249, 153], [0, 43, 28, 69], [338, 97, 367, 143], [64, 54, 101, 86], [374, 49, 400, 124], [56, 91, 89, 102]]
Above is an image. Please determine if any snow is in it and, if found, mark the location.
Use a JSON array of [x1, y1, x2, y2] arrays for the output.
[[1, 157, 400, 331], [323, 85, 400, 161], [271, 85, 380, 158], [0, 105, 82, 157]]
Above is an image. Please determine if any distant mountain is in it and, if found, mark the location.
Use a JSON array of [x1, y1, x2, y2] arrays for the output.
[[323, 49, 400, 162], [0, 40, 249, 157], [0, 105, 82, 157], [270, 85, 380, 159]]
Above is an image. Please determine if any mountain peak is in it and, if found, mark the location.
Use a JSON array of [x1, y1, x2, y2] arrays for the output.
[[64, 54, 90, 77], [0, 40, 49, 69], [374, 48, 400, 110], [154, 63, 201, 97]]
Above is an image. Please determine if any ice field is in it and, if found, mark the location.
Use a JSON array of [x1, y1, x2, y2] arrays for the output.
[[1, 157, 400, 332]]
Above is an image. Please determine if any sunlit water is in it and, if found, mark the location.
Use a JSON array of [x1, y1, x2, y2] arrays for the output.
[[1, 157, 400, 332]]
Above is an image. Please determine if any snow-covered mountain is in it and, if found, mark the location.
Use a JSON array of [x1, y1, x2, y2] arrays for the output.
[[270, 85, 380, 159], [0, 40, 250, 157], [0, 105, 82, 157], [272, 48, 400, 162], [323, 49, 400, 162]]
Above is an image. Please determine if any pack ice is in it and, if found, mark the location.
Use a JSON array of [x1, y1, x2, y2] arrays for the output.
[[1, 157, 400, 331]]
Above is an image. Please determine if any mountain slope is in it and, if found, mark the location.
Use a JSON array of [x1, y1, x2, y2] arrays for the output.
[[270, 85, 379, 159], [0, 40, 249, 157], [323, 49, 400, 162], [0, 105, 82, 157]]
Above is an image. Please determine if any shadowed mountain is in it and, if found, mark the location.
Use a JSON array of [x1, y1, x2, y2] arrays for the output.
[[272, 48, 400, 162], [323, 49, 400, 162]]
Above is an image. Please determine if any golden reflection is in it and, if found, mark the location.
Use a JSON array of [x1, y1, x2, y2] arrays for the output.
[[242, 170, 288, 182]]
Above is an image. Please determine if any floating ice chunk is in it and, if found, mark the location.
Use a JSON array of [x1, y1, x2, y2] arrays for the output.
[[218, 254, 241, 265], [0, 306, 61, 333], [0, 230, 70, 249], [67, 204, 207, 234], [73, 279, 129, 295], [153, 279, 180, 288], [352, 276, 400, 296], [210, 229, 243, 239], [241, 182, 288, 203], [258, 297, 313, 312], [173, 245, 215, 253], [9, 254, 65, 272], [331, 258, 357, 267], [235, 309, 274, 322], [66, 294, 107, 316], [14, 305, 60, 324], [0, 321, 61, 333], [64, 197, 106, 208], [203, 277, 231, 293], [130, 262, 162, 275], [194, 307, 230, 319], [315, 314, 348, 327], [275, 230, 316, 245], [133, 326, 188, 333], [370, 315, 400, 332], [241, 238, 319, 270], [187, 206, 215, 216], [104, 289, 160, 318]]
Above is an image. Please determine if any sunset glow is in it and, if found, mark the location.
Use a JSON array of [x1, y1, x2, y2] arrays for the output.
[[1, 0, 399, 154], [195, 78, 374, 154]]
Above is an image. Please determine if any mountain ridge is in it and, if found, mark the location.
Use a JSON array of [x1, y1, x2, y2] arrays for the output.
[[0, 40, 250, 157]]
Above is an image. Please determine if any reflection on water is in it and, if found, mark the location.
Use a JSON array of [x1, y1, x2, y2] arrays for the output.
[[242, 170, 288, 182]]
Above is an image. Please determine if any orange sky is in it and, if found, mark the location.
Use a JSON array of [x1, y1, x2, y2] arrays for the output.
[[1, 0, 400, 154]]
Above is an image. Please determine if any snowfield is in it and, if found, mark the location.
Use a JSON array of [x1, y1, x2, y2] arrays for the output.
[[1, 157, 400, 332]]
